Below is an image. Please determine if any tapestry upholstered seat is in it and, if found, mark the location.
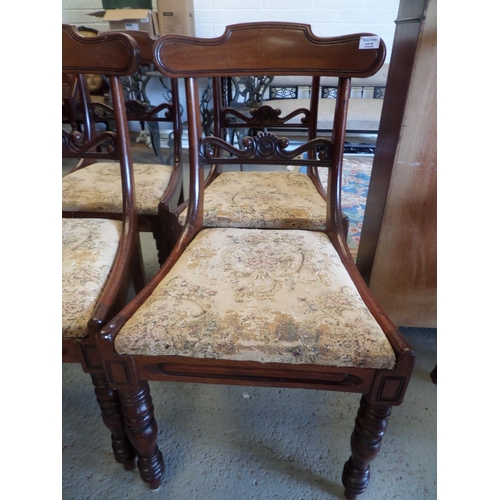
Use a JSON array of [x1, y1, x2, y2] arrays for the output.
[[95, 23, 415, 499], [115, 227, 395, 369], [63, 162, 173, 216], [177, 171, 327, 229], [62, 218, 122, 338]]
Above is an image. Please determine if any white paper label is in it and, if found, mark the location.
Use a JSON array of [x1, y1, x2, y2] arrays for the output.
[[124, 23, 140, 31], [359, 36, 380, 49]]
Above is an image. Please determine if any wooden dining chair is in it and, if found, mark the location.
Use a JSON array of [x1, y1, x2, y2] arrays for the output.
[[96, 23, 415, 498], [62, 24, 146, 471], [62, 29, 183, 265]]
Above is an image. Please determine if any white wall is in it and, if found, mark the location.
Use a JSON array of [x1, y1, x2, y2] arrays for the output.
[[62, 0, 400, 60]]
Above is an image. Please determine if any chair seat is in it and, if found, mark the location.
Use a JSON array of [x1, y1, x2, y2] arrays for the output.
[[116, 228, 395, 369], [62, 162, 174, 215], [62, 218, 122, 338], [178, 171, 327, 229]]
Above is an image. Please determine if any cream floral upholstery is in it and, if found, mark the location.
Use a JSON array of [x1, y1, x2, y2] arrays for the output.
[[116, 228, 395, 369], [178, 171, 327, 229], [62, 218, 122, 338], [62, 162, 174, 215]]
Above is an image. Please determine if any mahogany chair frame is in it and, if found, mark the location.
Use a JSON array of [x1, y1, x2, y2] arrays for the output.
[[96, 23, 415, 498], [63, 29, 183, 265], [62, 24, 146, 471]]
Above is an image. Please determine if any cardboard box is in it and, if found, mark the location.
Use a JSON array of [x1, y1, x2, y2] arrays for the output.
[[157, 0, 195, 36], [89, 9, 156, 38]]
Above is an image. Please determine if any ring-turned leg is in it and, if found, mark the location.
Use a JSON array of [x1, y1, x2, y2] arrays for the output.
[[118, 382, 164, 490], [90, 374, 137, 471], [342, 395, 393, 499]]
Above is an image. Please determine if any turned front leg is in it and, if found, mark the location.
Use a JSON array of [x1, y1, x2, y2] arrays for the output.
[[342, 395, 393, 499], [118, 382, 164, 490], [90, 374, 137, 471]]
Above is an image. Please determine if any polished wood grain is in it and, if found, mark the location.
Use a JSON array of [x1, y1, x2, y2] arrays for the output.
[[91, 374, 137, 470], [154, 23, 385, 78], [342, 396, 393, 499], [356, 0, 436, 327], [62, 26, 140, 75], [117, 383, 164, 490]]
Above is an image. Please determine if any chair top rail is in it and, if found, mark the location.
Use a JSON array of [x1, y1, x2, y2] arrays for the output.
[[154, 22, 385, 78], [62, 24, 140, 76], [100, 29, 155, 66]]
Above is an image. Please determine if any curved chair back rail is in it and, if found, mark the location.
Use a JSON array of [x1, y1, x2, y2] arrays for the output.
[[62, 24, 141, 75], [100, 29, 155, 66], [154, 23, 385, 78]]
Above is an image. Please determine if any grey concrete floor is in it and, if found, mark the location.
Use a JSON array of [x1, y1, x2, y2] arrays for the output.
[[62, 138, 437, 499]]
